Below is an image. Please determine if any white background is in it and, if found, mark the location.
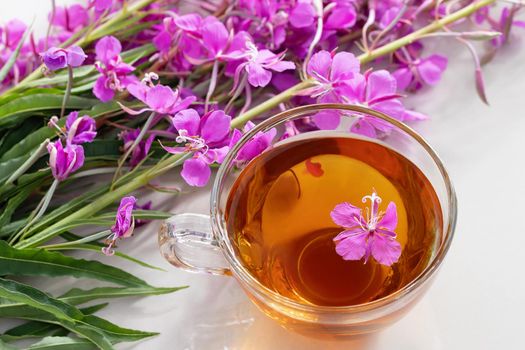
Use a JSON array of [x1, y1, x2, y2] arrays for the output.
[[1, 1, 525, 349]]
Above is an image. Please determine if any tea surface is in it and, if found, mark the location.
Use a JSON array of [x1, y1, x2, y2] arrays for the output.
[[226, 136, 442, 306]]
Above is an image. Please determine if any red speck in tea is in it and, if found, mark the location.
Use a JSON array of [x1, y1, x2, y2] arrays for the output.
[[305, 158, 324, 177]]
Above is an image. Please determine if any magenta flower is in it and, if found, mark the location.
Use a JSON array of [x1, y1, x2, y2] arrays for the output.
[[393, 54, 448, 91], [125, 82, 196, 116], [46, 140, 85, 181], [93, 36, 137, 102], [289, 2, 316, 29], [119, 128, 155, 167], [65, 111, 97, 144], [41, 46, 86, 71], [331, 191, 401, 266], [89, 0, 113, 12], [103, 195, 136, 256], [162, 109, 231, 187], [305, 50, 360, 103], [1, 19, 26, 50], [235, 42, 295, 88], [50, 5, 89, 32], [229, 121, 276, 163]]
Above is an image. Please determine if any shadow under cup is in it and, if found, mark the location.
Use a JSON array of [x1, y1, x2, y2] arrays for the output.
[[159, 104, 457, 338]]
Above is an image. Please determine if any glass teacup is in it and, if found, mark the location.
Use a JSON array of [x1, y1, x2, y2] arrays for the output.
[[158, 103, 456, 337]]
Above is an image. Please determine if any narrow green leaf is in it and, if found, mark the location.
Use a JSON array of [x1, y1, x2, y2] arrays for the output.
[[0, 183, 34, 228], [121, 43, 156, 63], [58, 286, 186, 305], [0, 155, 29, 183], [24, 66, 96, 88], [0, 23, 32, 82], [0, 278, 83, 322], [0, 339, 18, 350], [0, 242, 150, 287], [50, 244, 166, 272], [94, 210, 173, 221], [0, 126, 53, 162], [83, 315, 158, 342], [0, 118, 41, 156], [27, 336, 95, 350], [1, 304, 108, 342], [0, 94, 97, 128]]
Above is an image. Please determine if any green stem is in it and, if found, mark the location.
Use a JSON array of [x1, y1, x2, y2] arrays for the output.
[[40, 229, 111, 249], [11, 179, 59, 244], [4, 139, 50, 185], [234, 0, 497, 126], [60, 65, 74, 119]]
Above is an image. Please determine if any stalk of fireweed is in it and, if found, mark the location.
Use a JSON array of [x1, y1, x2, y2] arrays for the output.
[[13, 0, 497, 249]]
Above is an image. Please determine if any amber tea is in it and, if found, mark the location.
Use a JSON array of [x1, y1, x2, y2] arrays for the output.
[[226, 135, 442, 307]]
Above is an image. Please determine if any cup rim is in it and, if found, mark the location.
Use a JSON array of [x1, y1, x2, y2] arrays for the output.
[[211, 103, 457, 313]]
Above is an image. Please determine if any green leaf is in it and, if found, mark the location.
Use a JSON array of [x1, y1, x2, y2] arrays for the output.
[[0, 23, 32, 83], [0, 339, 18, 350], [0, 155, 29, 184], [0, 94, 97, 128], [0, 126, 54, 162], [0, 185, 33, 228], [121, 43, 156, 64], [0, 278, 83, 322], [82, 315, 158, 342], [24, 66, 96, 88], [58, 286, 186, 305], [83, 140, 121, 159], [27, 336, 95, 350], [1, 304, 108, 342], [0, 242, 150, 287], [0, 118, 41, 156], [0, 281, 113, 350], [51, 244, 166, 272]]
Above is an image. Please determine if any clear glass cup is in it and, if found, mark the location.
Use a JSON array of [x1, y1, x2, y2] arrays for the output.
[[158, 103, 457, 337]]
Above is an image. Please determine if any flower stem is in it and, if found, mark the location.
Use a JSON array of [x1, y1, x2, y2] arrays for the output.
[[234, 0, 496, 126], [10, 179, 59, 244], [60, 65, 74, 119], [4, 139, 50, 186], [15, 154, 185, 249], [40, 229, 111, 249], [111, 111, 156, 188]]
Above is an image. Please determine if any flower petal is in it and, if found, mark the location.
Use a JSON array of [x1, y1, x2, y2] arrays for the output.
[[370, 234, 401, 266], [171, 109, 200, 136], [201, 110, 231, 144], [246, 62, 272, 87], [392, 67, 413, 91], [334, 229, 368, 261], [95, 36, 122, 63], [313, 110, 341, 130], [307, 50, 332, 82], [93, 76, 115, 102], [418, 54, 447, 86], [66, 46, 87, 67], [331, 52, 360, 81], [365, 70, 397, 102], [330, 202, 362, 228], [379, 202, 398, 231], [181, 157, 211, 187], [289, 3, 316, 28], [201, 16, 229, 56]]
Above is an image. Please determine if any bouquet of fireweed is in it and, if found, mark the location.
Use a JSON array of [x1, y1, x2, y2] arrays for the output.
[[0, 0, 523, 348]]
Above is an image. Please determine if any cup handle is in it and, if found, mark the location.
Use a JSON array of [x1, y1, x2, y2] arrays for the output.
[[158, 213, 231, 276]]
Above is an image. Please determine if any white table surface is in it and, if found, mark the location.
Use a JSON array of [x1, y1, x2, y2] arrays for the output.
[[2, 2, 525, 349]]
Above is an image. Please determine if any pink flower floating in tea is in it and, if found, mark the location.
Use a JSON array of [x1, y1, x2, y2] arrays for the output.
[[331, 191, 401, 266]]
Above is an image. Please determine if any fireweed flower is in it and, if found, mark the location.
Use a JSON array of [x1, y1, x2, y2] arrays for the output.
[[93, 36, 137, 102], [89, 0, 113, 12], [46, 140, 85, 181], [228, 121, 276, 163], [331, 191, 401, 266], [41, 46, 86, 71], [119, 128, 155, 168], [162, 109, 231, 187], [393, 54, 448, 91], [125, 80, 196, 116], [103, 196, 136, 256], [234, 41, 295, 88], [65, 111, 97, 144], [50, 5, 89, 32]]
